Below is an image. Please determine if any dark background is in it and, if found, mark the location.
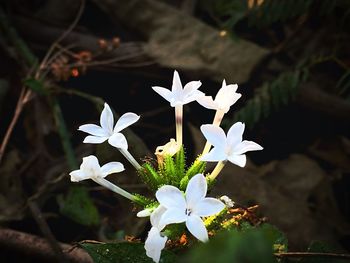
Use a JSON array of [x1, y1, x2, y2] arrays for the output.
[[0, 0, 349, 262]]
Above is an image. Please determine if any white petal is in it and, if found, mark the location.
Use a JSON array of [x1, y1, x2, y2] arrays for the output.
[[197, 96, 217, 110], [80, 155, 100, 172], [200, 124, 227, 149], [69, 170, 89, 182], [171, 70, 183, 98], [185, 174, 207, 209], [113, 112, 140, 133], [192, 198, 225, 217], [186, 215, 208, 242], [137, 208, 152, 218], [200, 146, 227, 162], [182, 90, 205, 105], [152, 86, 173, 103], [108, 133, 128, 150], [233, 140, 263, 155], [150, 205, 167, 230], [100, 103, 114, 133], [156, 185, 186, 210], [227, 154, 247, 167], [227, 122, 245, 148], [145, 227, 167, 263], [100, 162, 124, 176], [215, 82, 241, 113], [83, 135, 108, 144], [159, 208, 187, 227], [183, 81, 202, 97], [78, 124, 109, 137]]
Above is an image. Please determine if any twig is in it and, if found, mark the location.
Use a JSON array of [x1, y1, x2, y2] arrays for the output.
[[275, 252, 350, 260], [0, 87, 28, 163], [27, 200, 69, 263], [0, 228, 92, 263], [36, 0, 86, 78]]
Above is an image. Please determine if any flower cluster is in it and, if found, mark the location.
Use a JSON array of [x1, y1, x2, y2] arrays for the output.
[[69, 70, 263, 262]]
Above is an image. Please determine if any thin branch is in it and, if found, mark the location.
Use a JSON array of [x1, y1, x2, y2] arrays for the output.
[[28, 200, 69, 263], [0, 228, 92, 263], [275, 252, 350, 260], [0, 87, 27, 163], [36, 0, 86, 78]]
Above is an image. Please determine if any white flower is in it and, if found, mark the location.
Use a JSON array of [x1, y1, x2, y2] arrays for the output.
[[69, 155, 124, 182], [200, 122, 263, 167], [156, 174, 225, 242], [197, 80, 241, 113], [78, 103, 139, 150], [152, 70, 204, 107], [145, 205, 168, 263]]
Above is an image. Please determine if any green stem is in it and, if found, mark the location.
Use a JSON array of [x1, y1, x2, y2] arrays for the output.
[[51, 98, 78, 169]]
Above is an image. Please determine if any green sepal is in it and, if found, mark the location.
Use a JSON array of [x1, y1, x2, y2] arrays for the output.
[[174, 146, 186, 181], [132, 193, 155, 207], [164, 154, 176, 184], [138, 162, 162, 190]]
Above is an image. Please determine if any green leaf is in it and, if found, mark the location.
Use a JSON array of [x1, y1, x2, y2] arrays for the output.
[[259, 224, 288, 253], [81, 242, 177, 263], [57, 186, 100, 226], [23, 78, 47, 95], [184, 228, 278, 263]]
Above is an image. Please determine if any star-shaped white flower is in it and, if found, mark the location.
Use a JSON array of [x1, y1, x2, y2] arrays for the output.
[[152, 70, 204, 107], [156, 174, 225, 242], [197, 80, 241, 113], [200, 122, 263, 167], [78, 103, 139, 150], [69, 155, 124, 182], [144, 205, 168, 263]]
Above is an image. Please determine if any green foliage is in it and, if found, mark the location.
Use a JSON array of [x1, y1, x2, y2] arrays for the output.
[[184, 224, 285, 263], [139, 162, 162, 190], [81, 242, 177, 263], [179, 158, 206, 190], [175, 146, 186, 181], [23, 78, 47, 95], [164, 155, 177, 183], [57, 186, 100, 226], [247, 0, 313, 28], [132, 193, 155, 207], [225, 69, 308, 129], [200, 0, 350, 30], [139, 149, 206, 192]]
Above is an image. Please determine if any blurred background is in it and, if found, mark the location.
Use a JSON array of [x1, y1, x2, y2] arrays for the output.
[[0, 0, 349, 262]]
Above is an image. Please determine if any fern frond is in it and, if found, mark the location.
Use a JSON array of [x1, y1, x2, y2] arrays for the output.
[[226, 69, 308, 129], [248, 0, 313, 27]]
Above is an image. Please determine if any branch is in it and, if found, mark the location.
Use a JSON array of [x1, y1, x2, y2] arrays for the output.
[[0, 228, 92, 263], [275, 252, 350, 260]]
